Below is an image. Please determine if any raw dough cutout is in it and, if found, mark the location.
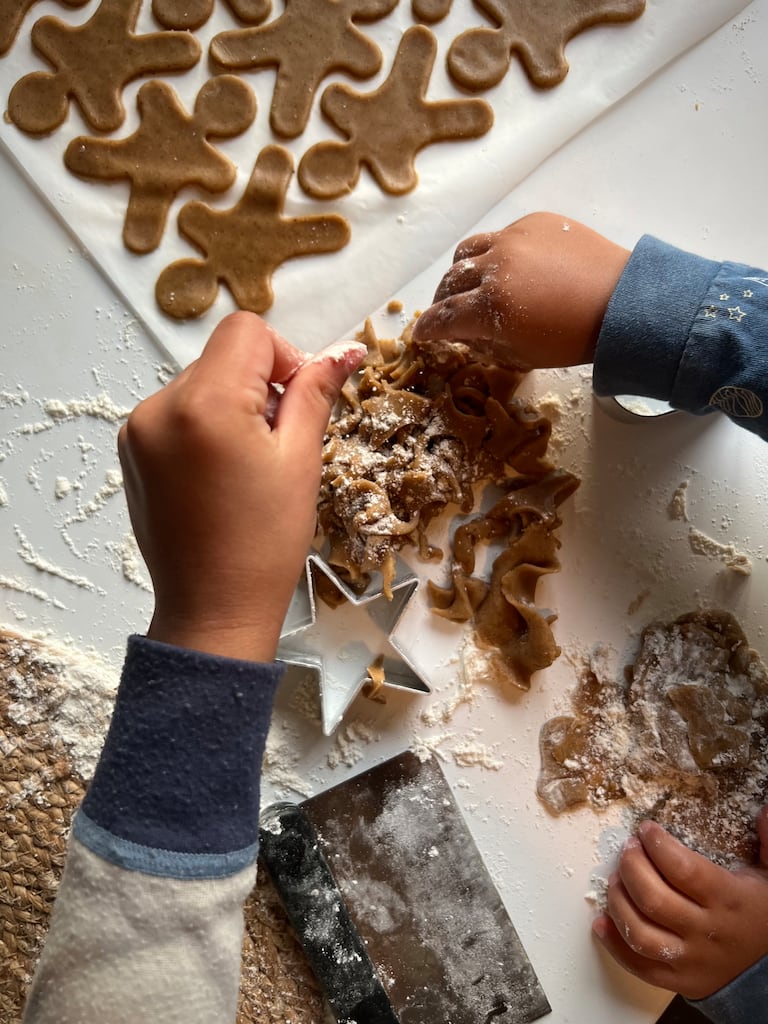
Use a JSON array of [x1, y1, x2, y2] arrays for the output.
[[64, 76, 256, 254], [318, 320, 578, 687], [210, 0, 398, 138], [298, 26, 493, 199], [156, 144, 350, 319], [411, 0, 452, 24], [151, 0, 271, 31], [7, 0, 201, 135], [537, 611, 768, 865], [448, 0, 646, 91], [0, 0, 88, 57]]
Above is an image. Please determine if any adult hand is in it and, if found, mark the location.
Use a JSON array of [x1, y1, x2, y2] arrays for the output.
[[118, 312, 366, 662], [593, 812, 768, 1000], [413, 212, 630, 370]]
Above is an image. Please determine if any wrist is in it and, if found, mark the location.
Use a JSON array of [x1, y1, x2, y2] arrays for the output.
[[147, 609, 282, 663]]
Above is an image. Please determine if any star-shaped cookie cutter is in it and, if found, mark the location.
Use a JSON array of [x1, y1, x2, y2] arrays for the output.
[[278, 552, 430, 735]]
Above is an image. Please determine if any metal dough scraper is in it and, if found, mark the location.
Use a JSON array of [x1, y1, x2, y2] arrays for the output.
[[259, 750, 551, 1024]]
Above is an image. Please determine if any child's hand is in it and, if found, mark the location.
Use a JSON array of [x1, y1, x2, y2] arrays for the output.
[[118, 312, 366, 663], [593, 812, 768, 1001], [413, 212, 630, 370]]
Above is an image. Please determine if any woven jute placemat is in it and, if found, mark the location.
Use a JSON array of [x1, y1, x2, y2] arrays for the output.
[[0, 629, 325, 1023]]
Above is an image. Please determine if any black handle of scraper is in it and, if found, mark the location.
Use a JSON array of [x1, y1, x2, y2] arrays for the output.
[[259, 801, 400, 1024]]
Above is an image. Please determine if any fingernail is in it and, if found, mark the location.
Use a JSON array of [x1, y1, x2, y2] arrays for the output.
[[623, 835, 642, 852]]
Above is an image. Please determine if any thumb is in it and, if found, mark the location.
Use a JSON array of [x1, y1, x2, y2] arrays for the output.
[[277, 339, 367, 453]]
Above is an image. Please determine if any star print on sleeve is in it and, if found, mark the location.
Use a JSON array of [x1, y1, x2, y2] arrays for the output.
[[703, 304, 718, 319], [728, 306, 747, 322], [743, 289, 754, 298]]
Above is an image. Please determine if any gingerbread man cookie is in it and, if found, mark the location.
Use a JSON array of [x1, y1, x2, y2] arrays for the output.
[[156, 145, 351, 319], [448, 0, 646, 91], [7, 0, 201, 136], [0, 0, 88, 57], [64, 77, 256, 254], [298, 26, 493, 199], [210, 0, 398, 139]]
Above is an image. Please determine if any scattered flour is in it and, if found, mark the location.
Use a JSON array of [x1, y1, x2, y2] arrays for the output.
[[0, 574, 67, 610], [327, 720, 379, 769], [0, 480, 8, 507], [451, 736, 504, 771], [108, 533, 152, 593], [14, 526, 103, 594], [1, 628, 118, 779], [54, 476, 72, 500], [262, 729, 314, 798], [41, 394, 131, 425], [0, 389, 29, 409], [419, 672, 476, 726], [64, 469, 123, 526]]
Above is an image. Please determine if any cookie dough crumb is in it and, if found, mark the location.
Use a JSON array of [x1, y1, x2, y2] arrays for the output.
[[668, 480, 689, 521], [626, 589, 650, 616], [386, 299, 403, 314], [688, 526, 752, 575]]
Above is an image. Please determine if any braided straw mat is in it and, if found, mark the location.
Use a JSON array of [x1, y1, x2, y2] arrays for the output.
[[0, 629, 325, 1023]]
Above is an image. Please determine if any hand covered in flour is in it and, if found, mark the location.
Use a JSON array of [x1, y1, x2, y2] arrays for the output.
[[413, 212, 630, 370], [118, 311, 366, 662], [593, 812, 768, 1000]]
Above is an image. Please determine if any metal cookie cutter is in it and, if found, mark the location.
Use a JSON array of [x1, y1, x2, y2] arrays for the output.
[[593, 392, 679, 423], [278, 552, 430, 735]]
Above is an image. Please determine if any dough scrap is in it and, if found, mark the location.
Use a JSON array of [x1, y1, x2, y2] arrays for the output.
[[64, 77, 256, 254], [0, 0, 88, 57], [537, 611, 768, 865], [7, 0, 201, 136], [156, 144, 350, 319], [298, 26, 493, 199], [210, 0, 398, 139], [318, 320, 578, 688], [448, 0, 646, 91]]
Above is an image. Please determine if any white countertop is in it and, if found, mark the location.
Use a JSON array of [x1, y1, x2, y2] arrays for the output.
[[2, 3, 768, 1021]]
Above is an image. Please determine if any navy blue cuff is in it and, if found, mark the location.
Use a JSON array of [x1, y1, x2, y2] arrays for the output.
[[594, 235, 721, 401], [688, 954, 768, 1024], [82, 635, 283, 857]]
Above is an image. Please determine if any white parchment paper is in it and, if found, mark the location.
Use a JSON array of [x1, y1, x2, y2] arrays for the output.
[[0, 0, 750, 365]]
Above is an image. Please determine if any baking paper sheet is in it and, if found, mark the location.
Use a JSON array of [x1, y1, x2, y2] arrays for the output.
[[0, 0, 750, 367]]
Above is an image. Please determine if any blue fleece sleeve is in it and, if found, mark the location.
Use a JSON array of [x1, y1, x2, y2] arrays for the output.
[[594, 236, 768, 439], [687, 954, 768, 1023], [75, 634, 283, 879]]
